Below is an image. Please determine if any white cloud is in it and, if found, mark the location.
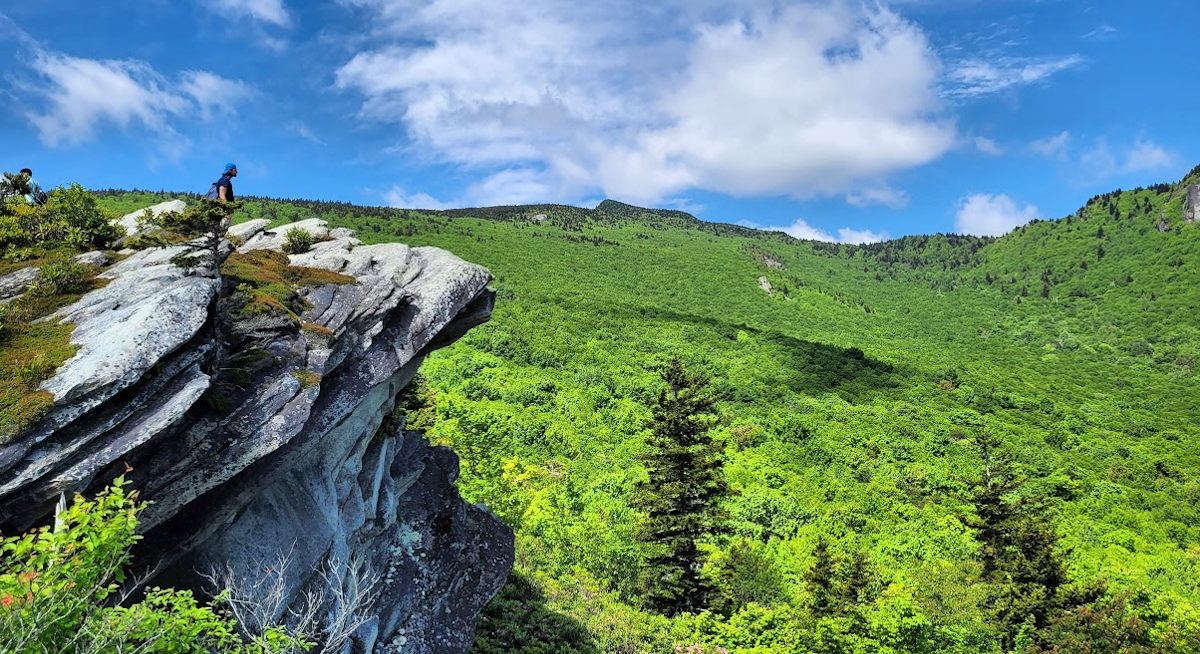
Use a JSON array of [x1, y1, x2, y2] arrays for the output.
[[780, 218, 837, 242], [383, 186, 455, 209], [845, 185, 909, 209], [179, 70, 255, 120], [1079, 138, 1175, 180], [1123, 140, 1174, 172], [752, 217, 888, 244], [947, 55, 1082, 97], [335, 1, 955, 206], [211, 0, 292, 28], [1030, 130, 1071, 159], [974, 136, 1003, 156], [954, 193, 1038, 236], [20, 51, 253, 155], [836, 226, 889, 244]]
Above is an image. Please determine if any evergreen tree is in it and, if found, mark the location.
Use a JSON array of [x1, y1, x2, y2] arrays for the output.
[[804, 537, 838, 618], [631, 356, 730, 615], [966, 432, 1073, 647]]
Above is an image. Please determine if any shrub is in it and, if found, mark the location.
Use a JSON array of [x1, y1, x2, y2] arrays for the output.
[[0, 477, 311, 653], [152, 199, 237, 268], [29, 261, 87, 297], [283, 227, 315, 254], [0, 184, 119, 250], [41, 183, 121, 249]]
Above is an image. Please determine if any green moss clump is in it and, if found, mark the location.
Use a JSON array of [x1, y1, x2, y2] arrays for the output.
[[222, 250, 355, 288], [0, 320, 77, 440], [221, 250, 354, 323], [290, 369, 321, 389]]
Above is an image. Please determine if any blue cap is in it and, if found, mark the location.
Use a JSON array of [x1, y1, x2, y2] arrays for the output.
[[224, 162, 238, 172]]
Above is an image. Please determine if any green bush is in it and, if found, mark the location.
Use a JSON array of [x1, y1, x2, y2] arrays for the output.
[[41, 184, 121, 249], [0, 478, 311, 653], [283, 227, 315, 254], [0, 184, 119, 250], [29, 261, 88, 297]]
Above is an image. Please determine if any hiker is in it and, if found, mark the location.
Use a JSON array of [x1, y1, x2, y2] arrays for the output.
[[19, 168, 47, 206], [206, 163, 237, 202]]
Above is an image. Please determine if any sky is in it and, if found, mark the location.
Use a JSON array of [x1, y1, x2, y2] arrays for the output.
[[1, 0, 1197, 242]]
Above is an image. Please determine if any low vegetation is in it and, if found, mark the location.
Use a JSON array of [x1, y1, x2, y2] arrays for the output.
[[220, 250, 355, 324], [283, 227, 315, 254], [0, 477, 311, 653]]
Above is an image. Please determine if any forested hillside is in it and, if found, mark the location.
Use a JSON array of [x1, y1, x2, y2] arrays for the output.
[[97, 166, 1200, 653]]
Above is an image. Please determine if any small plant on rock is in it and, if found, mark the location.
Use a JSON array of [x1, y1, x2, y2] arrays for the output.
[[29, 261, 87, 297], [283, 227, 315, 254]]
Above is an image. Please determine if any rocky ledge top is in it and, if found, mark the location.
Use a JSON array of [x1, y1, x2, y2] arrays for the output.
[[0, 209, 512, 654]]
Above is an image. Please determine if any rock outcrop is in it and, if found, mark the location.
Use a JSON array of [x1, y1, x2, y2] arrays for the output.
[[0, 215, 512, 654], [1185, 184, 1200, 224]]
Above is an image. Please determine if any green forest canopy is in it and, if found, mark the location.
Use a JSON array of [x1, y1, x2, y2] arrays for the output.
[[95, 166, 1200, 652]]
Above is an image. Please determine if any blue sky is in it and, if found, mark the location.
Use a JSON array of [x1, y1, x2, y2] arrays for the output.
[[1, 0, 1196, 242]]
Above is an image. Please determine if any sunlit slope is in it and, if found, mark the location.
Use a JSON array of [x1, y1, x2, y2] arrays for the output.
[[95, 173, 1200, 650]]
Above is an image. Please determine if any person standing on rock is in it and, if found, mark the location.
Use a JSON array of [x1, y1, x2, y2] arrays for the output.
[[205, 163, 238, 232], [206, 163, 237, 202]]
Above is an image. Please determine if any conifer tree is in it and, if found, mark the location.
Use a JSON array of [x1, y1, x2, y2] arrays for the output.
[[804, 537, 837, 618], [631, 356, 730, 615], [966, 432, 1072, 647]]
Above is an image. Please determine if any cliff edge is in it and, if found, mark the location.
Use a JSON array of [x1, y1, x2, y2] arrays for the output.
[[0, 212, 513, 653]]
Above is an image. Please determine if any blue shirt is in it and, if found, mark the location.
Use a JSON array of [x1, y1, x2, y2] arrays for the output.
[[216, 174, 234, 201]]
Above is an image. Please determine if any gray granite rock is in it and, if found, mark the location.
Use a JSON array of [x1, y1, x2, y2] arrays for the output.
[[117, 199, 187, 237], [0, 266, 39, 303], [228, 218, 271, 242], [1185, 184, 1200, 224], [240, 218, 332, 252], [0, 214, 509, 654]]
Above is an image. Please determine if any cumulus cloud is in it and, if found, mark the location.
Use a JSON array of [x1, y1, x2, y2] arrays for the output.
[[947, 55, 1082, 97], [383, 186, 455, 209], [335, 0, 955, 207], [179, 70, 255, 120], [211, 0, 292, 27], [20, 51, 253, 154], [835, 226, 890, 244], [750, 217, 888, 244], [1079, 139, 1176, 180], [954, 193, 1038, 236]]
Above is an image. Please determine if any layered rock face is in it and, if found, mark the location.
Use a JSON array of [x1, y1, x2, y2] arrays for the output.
[[0, 217, 513, 653], [1186, 183, 1200, 224]]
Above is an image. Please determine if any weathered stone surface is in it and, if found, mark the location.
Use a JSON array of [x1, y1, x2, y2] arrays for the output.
[[0, 266, 39, 303], [117, 199, 187, 237], [74, 251, 110, 267], [759, 276, 773, 295], [240, 218, 332, 252], [228, 218, 271, 242], [0, 253, 109, 303], [1185, 184, 1200, 224], [0, 209, 510, 654]]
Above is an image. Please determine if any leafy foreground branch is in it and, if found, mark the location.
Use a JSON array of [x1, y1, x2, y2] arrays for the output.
[[0, 478, 312, 654]]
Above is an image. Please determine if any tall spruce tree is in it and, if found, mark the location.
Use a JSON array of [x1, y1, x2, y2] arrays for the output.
[[631, 356, 730, 615], [967, 432, 1073, 647]]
